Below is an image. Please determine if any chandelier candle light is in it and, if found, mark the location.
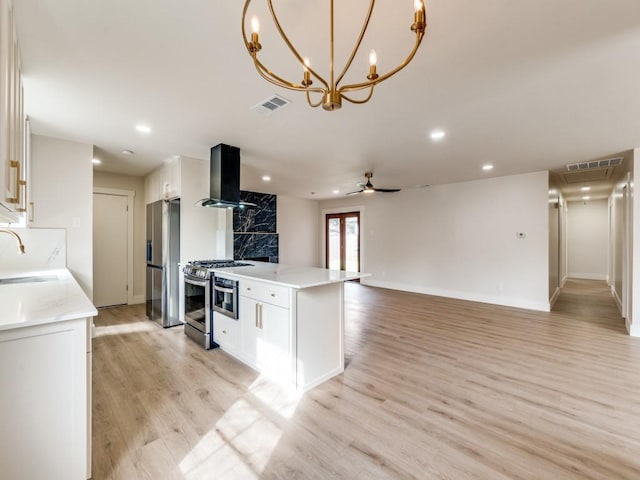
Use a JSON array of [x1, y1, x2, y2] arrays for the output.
[[242, 0, 427, 111]]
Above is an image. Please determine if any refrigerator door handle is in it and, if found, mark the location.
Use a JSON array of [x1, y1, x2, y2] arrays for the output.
[[147, 240, 152, 263]]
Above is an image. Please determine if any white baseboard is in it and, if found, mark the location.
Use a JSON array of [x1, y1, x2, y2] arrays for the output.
[[130, 294, 145, 305], [567, 273, 607, 281], [360, 279, 550, 312], [561, 275, 568, 288], [549, 287, 561, 309], [611, 286, 622, 313]]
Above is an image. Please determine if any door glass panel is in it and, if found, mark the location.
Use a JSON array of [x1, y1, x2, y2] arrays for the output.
[[328, 218, 341, 270], [345, 215, 359, 272]]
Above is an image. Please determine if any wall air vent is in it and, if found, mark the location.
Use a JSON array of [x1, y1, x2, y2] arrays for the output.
[[250, 94, 291, 116]]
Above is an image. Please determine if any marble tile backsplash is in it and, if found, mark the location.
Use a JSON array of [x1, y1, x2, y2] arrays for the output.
[[0, 228, 66, 270], [233, 191, 279, 262], [233, 191, 277, 233]]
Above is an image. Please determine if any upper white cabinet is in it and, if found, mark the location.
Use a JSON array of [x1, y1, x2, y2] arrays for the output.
[[0, 0, 27, 224], [145, 157, 181, 204]]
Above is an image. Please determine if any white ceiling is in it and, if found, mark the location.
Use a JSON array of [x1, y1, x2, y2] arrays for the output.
[[12, 0, 640, 199]]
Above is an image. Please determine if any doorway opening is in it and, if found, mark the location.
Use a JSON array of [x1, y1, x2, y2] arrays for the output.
[[325, 212, 360, 272]]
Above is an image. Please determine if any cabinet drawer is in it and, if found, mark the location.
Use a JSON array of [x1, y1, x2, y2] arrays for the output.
[[213, 312, 240, 355], [240, 279, 290, 308]]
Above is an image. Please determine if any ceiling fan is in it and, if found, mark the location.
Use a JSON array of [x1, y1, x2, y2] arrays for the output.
[[346, 172, 401, 195]]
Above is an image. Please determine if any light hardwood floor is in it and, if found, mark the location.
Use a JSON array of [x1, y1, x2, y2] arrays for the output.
[[92, 280, 640, 479]]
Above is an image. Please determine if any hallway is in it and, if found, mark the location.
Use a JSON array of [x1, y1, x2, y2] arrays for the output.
[[553, 279, 625, 332]]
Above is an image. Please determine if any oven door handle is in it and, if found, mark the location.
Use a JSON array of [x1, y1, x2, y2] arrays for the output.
[[185, 276, 209, 287], [213, 285, 235, 294]]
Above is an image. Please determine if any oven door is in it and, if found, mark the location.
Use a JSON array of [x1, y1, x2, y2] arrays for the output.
[[183, 275, 210, 334], [212, 279, 238, 319]]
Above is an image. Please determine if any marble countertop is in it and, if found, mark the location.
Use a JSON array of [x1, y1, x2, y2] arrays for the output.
[[213, 261, 370, 289], [0, 268, 98, 332]]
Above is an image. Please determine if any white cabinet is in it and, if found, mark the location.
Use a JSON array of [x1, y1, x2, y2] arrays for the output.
[[239, 284, 292, 384], [222, 274, 346, 392], [0, 317, 90, 479], [0, 0, 27, 224], [144, 157, 181, 204], [213, 311, 240, 356]]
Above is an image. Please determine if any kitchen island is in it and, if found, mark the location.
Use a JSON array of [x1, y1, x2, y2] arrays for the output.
[[213, 262, 368, 391], [0, 268, 97, 480]]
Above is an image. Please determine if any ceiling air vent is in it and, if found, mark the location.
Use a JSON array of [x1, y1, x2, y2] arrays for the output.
[[566, 157, 623, 171], [251, 94, 291, 116], [561, 156, 623, 184]]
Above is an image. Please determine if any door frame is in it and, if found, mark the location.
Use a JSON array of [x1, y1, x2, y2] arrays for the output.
[[321, 206, 365, 272], [325, 211, 361, 271], [93, 187, 135, 305]]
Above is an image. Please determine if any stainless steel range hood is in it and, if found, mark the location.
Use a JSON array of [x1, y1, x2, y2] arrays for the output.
[[202, 143, 255, 208]]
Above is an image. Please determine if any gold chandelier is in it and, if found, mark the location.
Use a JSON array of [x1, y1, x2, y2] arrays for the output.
[[242, 0, 427, 111]]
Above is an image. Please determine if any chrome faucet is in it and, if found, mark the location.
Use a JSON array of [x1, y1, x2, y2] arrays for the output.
[[0, 229, 25, 254]]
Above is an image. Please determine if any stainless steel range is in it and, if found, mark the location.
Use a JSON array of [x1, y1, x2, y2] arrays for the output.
[[182, 260, 252, 349]]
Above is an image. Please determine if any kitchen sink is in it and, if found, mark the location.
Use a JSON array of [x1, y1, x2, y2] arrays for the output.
[[0, 275, 58, 285]]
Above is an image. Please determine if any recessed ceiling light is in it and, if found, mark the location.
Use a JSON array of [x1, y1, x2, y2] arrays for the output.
[[332, 189, 340, 194], [580, 186, 591, 192], [482, 164, 494, 171], [262, 175, 271, 182], [430, 129, 446, 141], [121, 149, 134, 155], [582, 196, 591, 201], [92, 158, 101, 164], [136, 125, 152, 134]]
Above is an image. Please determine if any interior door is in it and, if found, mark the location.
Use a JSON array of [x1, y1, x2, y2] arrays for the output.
[[325, 212, 360, 271], [93, 193, 128, 307]]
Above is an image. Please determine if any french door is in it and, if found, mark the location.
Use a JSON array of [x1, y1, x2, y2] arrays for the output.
[[325, 212, 360, 272]]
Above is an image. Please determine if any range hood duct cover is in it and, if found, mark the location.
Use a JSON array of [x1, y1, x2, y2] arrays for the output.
[[202, 143, 255, 208]]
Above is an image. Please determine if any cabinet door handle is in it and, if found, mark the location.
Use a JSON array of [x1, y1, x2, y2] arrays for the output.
[[222, 329, 227, 334], [28, 202, 34, 223], [6, 161, 20, 204], [17, 179, 26, 213], [259, 304, 264, 329], [247, 287, 252, 291], [255, 303, 259, 328], [270, 293, 276, 297]]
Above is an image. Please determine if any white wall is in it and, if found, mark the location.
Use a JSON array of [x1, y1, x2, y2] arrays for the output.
[[566, 199, 608, 280], [548, 174, 561, 305], [632, 149, 640, 336], [610, 152, 633, 328], [320, 171, 550, 311], [176, 156, 227, 262], [93, 171, 146, 302], [277, 195, 321, 267], [30, 135, 94, 297]]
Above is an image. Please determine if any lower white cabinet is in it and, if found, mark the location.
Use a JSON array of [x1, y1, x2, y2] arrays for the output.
[[239, 293, 292, 384], [213, 311, 240, 356], [216, 273, 346, 391], [0, 317, 89, 480]]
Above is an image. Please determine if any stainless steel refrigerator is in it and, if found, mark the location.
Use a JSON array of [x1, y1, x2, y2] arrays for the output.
[[146, 199, 182, 327]]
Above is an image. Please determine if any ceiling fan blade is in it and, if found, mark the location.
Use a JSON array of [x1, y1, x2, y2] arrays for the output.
[[345, 189, 364, 195], [373, 188, 401, 193]]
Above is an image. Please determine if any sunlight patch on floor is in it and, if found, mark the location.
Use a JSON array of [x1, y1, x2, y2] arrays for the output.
[[95, 322, 153, 336], [179, 375, 303, 478], [248, 375, 303, 419]]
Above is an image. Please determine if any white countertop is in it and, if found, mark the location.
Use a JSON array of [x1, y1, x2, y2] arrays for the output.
[[0, 268, 98, 332], [213, 261, 370, 289]]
